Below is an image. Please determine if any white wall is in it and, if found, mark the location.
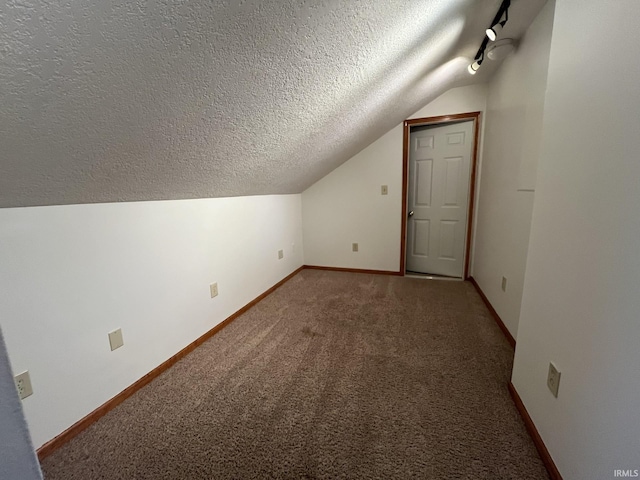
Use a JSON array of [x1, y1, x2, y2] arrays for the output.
[[302, 84, 487, 272], [0, 327, 42, 479], [472, 0, 555, 338], [0, 195, 303, 448], [512, 1, 640, 479]]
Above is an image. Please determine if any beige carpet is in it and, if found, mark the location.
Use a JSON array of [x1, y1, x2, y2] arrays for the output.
[[41, 269, 549, 479]]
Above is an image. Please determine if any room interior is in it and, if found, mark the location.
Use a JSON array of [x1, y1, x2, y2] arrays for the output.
[[1, 1, 639, 479]]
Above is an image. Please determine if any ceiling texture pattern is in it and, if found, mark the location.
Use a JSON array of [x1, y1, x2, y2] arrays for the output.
[[0, 0, 546, 208]]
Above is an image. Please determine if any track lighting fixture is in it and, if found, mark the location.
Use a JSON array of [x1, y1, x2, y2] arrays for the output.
[[467, 0, 511, 74], [467, 54, 483, 75], [486, 0, 510, 41], [486, 21, 504, 42]]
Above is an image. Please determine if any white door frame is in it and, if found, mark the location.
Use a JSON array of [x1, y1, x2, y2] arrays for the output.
[[400, 112, 481, 279]]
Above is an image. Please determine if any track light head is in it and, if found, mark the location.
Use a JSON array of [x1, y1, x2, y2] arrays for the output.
[[486, 21, 506, 42], [467, 58, 483, 75], [486, 0, 510, 42]]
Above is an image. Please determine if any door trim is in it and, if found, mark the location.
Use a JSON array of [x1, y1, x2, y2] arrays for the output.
[[400, 112, 481, 279]]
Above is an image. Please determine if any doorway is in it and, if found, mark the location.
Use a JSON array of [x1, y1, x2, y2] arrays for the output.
[[400, 112, 481, 279]]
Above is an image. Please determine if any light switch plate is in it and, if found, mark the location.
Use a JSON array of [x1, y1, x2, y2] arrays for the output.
[[381, 185, 388, 195], [108, 328, 124, 351], [278, 249, 284, 259], [352, 243, 359, 252], [210, 282, 218, 298]]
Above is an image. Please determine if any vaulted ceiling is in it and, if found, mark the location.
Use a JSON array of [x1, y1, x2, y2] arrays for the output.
[[0, 0, 546, 208]]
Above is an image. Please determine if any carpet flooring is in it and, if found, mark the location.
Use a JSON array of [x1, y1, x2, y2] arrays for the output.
[[41, 269, 549, 479]]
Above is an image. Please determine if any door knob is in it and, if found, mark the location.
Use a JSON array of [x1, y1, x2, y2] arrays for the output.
[[408, 210, 414, 217]]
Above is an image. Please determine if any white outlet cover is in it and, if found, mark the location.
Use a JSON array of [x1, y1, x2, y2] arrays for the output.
[[108, 328, 124, 351], [210, 282, 218, 298], [14, 371, 33, 400], [278, 249, 284, 259], [547, 362, 561, 397]]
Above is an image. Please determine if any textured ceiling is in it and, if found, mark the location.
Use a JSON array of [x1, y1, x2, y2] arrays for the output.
[[0, 0, 546, 208]]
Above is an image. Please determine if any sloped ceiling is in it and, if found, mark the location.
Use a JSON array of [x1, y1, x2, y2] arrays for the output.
[[0, 0, 546, 208]]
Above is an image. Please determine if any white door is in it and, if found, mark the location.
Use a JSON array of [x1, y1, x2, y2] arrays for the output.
[[406, 120, 473, 278]]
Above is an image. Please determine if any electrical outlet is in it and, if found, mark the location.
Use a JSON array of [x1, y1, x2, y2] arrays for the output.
[[501, 276, 507, 292], [381, 185, 388, 195], [108, 328, 124, 351], [352, 243, 359, 252], [547, 362, 561, 398], [278, 249, 284, 260], [14, 371, 33, 400], [210, 282, 218, 298]]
